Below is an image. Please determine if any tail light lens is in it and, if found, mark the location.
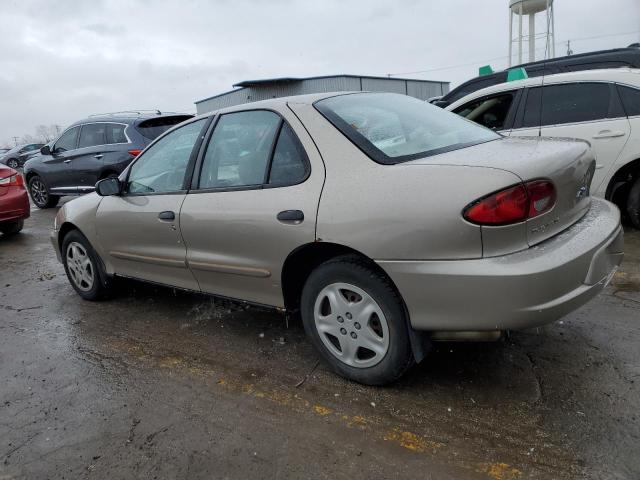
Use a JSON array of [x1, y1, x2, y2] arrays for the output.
[[128, 149, 142, 157], [0, 172, 24, 187], [464, 180, 556, 226]]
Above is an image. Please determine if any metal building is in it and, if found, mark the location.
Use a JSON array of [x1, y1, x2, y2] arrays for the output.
[[194, 75, 450, 114]]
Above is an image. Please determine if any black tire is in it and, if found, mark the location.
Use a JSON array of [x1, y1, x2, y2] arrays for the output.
[[28, 175, 59, 208], [300, 255, 414, 386], [6, 158, 18, 169], [0, 219, 24, 235], [627, 177, 640, 229], [61, 229, 113, 301]]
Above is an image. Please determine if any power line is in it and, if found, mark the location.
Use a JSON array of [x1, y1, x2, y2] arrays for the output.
[[388, 29, 640, 77]]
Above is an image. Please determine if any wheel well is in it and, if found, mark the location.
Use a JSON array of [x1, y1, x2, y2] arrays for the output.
[[605, 158, 640, 209], [24, 171, 37, 184], [281, 242, 398, 313], [57, 222, 79, 251]]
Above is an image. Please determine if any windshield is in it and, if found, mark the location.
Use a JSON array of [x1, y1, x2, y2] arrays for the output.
[[315, 93, 499, 164]]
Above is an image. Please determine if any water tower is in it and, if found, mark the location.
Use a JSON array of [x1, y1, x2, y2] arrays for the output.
[[508, 0, 556, 66]]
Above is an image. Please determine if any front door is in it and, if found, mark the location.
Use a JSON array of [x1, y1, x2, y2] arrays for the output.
[[46, 125, 81, 195], [95, 118, 209, 290], [179, 109, 324, 307]]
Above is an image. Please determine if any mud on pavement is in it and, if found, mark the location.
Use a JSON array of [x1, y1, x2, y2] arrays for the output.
[[1, 202, 640, 479]]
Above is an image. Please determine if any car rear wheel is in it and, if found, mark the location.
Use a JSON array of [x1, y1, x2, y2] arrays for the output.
[[0, 219, 24, 235], [6, 158, 18, 169], [28, 175, 59, 208], [61, 230, 113, 300], [300, 255, 414, 385], [627, 177, 640, 229]]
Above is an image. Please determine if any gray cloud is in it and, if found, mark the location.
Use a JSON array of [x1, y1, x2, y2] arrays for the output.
[[0, 0, 638, 146]]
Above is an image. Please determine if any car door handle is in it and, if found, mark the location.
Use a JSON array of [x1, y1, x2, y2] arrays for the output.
[[158, 211, 175, 221], [277, 210, 304, 224], [94, 154, 104, 159], [63, 159, 71, 164], [592, 130, 626, 139]]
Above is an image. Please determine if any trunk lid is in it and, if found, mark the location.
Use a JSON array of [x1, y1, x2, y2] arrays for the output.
[[405, 136, 596, 249]]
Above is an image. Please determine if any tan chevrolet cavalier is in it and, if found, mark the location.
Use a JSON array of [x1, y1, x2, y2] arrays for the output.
[[51, 92, 624, 385]]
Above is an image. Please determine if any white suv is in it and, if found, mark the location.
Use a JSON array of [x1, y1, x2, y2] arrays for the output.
[[447, 68, 640, 228]]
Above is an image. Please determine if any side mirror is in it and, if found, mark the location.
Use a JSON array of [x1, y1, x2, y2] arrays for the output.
[[95, 177, 121, 196], [40, 145, 51, 155]]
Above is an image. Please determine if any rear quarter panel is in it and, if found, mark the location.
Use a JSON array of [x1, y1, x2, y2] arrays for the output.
[[288, 102, 521, 260]]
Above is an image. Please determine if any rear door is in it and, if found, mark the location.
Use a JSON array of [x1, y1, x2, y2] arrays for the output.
[[179, 108, 324, 307], [74, 123, 111, 192], [529, 82, 630, 192], [95, 118, 209, 290]]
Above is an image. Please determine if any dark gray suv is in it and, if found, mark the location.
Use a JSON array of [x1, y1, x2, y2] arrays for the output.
[[24, 111, 193, 208]]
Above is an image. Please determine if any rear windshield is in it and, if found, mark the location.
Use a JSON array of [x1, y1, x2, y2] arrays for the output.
[[136, 115, 194, 140], [315, 93, 499, 164]]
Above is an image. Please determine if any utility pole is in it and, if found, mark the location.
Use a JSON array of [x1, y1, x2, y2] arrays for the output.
[[566, 40, 573, 56], [54, 125, 61, 135], [12, 136, 19, 146]]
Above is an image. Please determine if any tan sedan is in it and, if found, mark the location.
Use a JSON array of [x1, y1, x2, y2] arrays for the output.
[[51, 92, 623, 385]]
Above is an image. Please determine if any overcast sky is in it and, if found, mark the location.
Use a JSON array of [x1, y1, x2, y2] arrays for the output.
[[0, 0, 638, 146]]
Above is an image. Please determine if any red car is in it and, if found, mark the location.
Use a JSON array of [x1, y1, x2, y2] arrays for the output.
[[0, 166, 29, 235]]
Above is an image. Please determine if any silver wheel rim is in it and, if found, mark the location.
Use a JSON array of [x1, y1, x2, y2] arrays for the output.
[[66, 242, 95, 292], [30, 179, 48, 205], [313, 282, 390, 368], [7, 159, 18, 168]]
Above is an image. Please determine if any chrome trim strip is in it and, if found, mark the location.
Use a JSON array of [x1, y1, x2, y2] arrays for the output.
[[188, 260, 271, 278], [109, 251, 186, 268]]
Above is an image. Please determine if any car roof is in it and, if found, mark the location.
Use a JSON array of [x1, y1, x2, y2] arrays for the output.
[[68, 111, 193, 127], [199, 91, 383, 117], [446, 68, 640, 110]]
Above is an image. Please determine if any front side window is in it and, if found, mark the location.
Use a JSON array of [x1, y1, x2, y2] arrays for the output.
[[315, 93, 499, 164], [539, 83, 610, 126], [78, 123, 107, 149], [618, 85, 640, 116], [199, 111, 281, 189], [54, 126, 80, 153], [126, 119, 206, 194], [453, 92, 516, 130]]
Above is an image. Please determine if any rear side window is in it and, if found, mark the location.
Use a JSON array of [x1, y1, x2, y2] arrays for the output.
[[106, 123, 128, 144], [78, 123, 107, 148], [453, 92, 516, 130], [316, 93, 498, 164], [540, 83, 610, 126], [618, 85, 640, 116], [199, 111, 281, 189], [268, 123, 309, 185], [136, 115, 194, 140]]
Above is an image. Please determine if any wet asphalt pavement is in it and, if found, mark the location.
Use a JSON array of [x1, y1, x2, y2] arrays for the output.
[[1, 199, 639, 480]]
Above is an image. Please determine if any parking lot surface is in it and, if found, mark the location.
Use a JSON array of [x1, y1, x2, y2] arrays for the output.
[[1, 200, 639, 479]]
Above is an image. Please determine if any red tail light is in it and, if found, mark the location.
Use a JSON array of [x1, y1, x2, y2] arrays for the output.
[[128, 149, 142, 157], [463, 180, 556, 226], [0, 170, 24, 187]]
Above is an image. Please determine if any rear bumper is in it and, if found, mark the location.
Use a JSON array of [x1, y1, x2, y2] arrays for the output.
[[377, 198, 623, 331], [0, 187, 29, 224]]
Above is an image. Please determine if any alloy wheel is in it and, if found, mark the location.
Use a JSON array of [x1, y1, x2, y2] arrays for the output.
[[7, 159, 18, 169], [66, 242, 95, 292], [313, 282, 390, 368], [30, 178, 48, 206]]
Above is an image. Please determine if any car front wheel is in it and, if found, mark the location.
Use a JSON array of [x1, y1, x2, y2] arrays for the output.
[[301, 255, 414, 385], [61, 230, 113, 300], [28, 175, 59, 209], [6, 158, 18, 169]]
